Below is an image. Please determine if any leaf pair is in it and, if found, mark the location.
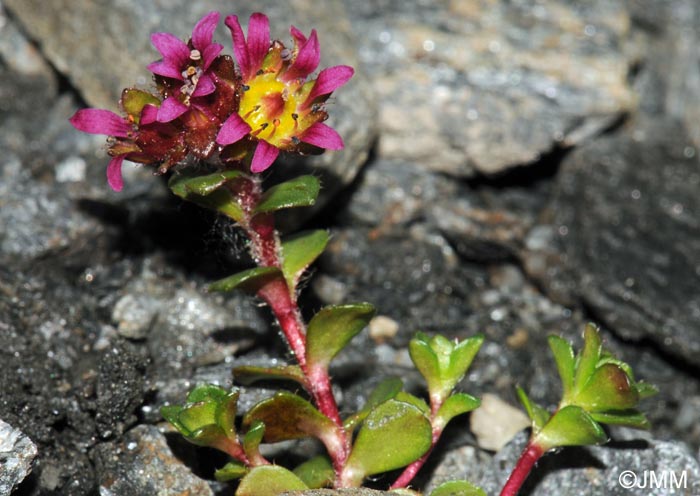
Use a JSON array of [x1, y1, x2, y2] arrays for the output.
[[518, 323, 658, 451]]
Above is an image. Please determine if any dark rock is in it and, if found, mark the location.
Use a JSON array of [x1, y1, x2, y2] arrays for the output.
[[427, 431, 700, 495], [96, 341, 147, 439], [92, 425, 214, 496], [343, 0, 637, 176], [524, 120, 700, 363], [0, 419, 38, 495]]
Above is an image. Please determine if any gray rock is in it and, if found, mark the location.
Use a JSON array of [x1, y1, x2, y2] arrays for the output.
[[428, 432, 700, 496], [92, 425, 214, 496], [0, 418, 38, 495], [524, 120, 700, 363], [343, 0, 638, 176], [3, 0, 376, 198]]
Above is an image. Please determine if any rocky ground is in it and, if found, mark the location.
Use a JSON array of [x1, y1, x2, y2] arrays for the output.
[[1, 0, 699, 495]]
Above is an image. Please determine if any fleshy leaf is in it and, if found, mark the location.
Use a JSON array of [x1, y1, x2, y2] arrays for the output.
[[121, 88, 160, 124], [574, 363, 639, 412], [233, 365, 307, 387], [589, 410, 651, 429], [548, 335, 576, 398], [430, 480, 487, 496], [516, 386, 550, 433], [343, 399, 432, 486], [215, 461, 248, 481], [254, 175, 320, 214], [435, 393, 481, 430], [208, 266, 282, 294], [169, 172, 246, 222], [215, 390, 239, 439], [170, 169, 245, 196], [236, 465, 309, 496], [306, 303, 376, 370], [535, 405, 607, 450], [178, 401, 218, 433], [293, 455, 335, 489], [409, 333, 441, 396], [574, 323, 603, 392], [243, 420, 266, 464], [280, 230, 330, 290], [344, 377, 403, 431], [445, 334, 484, 393], [636, 382, 659, 399], [186, 384, 228, 403], [242, 392, 338, 450]]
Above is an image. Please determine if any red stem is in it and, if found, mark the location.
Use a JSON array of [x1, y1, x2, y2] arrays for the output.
[[236, 175, 350, 478], [499, 441, 545, 496]]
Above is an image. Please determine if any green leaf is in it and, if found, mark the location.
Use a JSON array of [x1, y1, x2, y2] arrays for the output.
[[170, 170, 245, 197], [515, 386, 550, 433], [280, 230, 329, 290], [215, 390, 239, 439], [574, 323, 603, 392], [233, 365, 307, 387], [409, 333, 441, 396], [445, 334, 484, 393], [168, 171, 247, 222], [430, 480, 487, 496], [243, 420, 266, 464], [575, 363, 639, 412], [589, 410, 651, 429], [161, 405, 186, 433], [208, 266, 282, 294], [214, 461, 247, 482], [186, 384, 228, 403], [254, 175, 320, 214], [121, 88, 160, 124], [236, 465, 309, 496], [343, 399, 432, 486], [435, 393, 481, 429], [306, 303, 376, 370], [178, 401, 218, 433], [636, 382, 659, 399], [189, 424, 227, 447], [394, 391, 430, 415], [535, 405, 607, 450], [243, 392, 338, 450], [548, 335, 576, 398], [344, 377, 404, 431], [293, 455, 335, 489]]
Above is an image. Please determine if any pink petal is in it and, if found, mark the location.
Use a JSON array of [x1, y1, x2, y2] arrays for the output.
[[300, 122, 344, 150], [250, 140, 280, 173], [157, 97, 189, 122], [192, 11, 219, 51], [216, 113, 252, 145], [225, 15, 251, 80], [192, 74, 216, 97], [305, 65, 354, 106], [69, 108, 130, 137], [246, 13, 271, 74], [201, 43, 223, 71], [150, 32, 190, 66], [282, 30, 320, 81], [107, 155, 126, 192], [140, 104, 159, 125], [290, 25, 307, 46], [147, 60, 184, 80]]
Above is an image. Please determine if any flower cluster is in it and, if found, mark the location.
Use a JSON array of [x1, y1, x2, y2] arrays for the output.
[[70, 11, 353, 191]]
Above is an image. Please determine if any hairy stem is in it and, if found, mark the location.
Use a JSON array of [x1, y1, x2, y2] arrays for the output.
[[499, 441, 544, 496], [235, 174, 350, 479]]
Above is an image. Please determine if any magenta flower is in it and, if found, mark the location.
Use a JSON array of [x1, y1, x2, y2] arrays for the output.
[[147, 11, 223, 123], [216, 13, 354, 173]]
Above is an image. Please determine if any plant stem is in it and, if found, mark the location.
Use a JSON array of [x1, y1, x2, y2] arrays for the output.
[[499, 441, 544, 496], [235, 174, 350, 478]]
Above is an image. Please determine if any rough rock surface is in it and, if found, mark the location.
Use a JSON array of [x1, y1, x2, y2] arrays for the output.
[[524, 120, 700, 363], [92, 425, 214, 496], [0, 419, 38, 495], [343, 0, 638, 176], [428, 432, 700, 496]]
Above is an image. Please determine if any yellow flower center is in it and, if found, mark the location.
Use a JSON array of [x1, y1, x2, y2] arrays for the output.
[[239, 73, 301, 148]]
